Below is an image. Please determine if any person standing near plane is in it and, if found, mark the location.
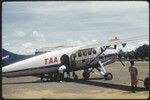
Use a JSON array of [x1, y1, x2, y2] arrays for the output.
[[129, 60, 138, 93], [58, 65, 66, 82]]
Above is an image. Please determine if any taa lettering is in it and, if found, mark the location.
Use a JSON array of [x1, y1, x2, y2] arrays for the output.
[[44, 57, 57, 64]]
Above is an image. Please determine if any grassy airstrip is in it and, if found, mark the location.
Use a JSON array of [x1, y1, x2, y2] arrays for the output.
[[2, 61, 149, 99]]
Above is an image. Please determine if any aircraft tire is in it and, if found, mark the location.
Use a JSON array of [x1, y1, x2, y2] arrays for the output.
[[82, 72, 90, 80], [144, 77, 150, 89], [104, 72, 113, 80]]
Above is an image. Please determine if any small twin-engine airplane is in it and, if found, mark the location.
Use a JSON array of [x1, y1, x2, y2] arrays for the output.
[[2, 35, 149, 87], [2, 37, 127, 80]]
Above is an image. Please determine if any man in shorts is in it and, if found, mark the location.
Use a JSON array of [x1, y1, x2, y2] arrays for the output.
[[129, 60, 138, 93]]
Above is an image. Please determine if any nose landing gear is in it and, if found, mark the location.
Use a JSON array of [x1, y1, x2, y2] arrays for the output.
[[97, 61, 113, 80], [82, 61, 113, 80], [104, 72, 113, 80], [82, 70, 90, 80]]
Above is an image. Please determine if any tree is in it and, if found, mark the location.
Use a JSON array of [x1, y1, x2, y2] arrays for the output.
[[123, 44, 149, 60], [135, 44, 149, 59]]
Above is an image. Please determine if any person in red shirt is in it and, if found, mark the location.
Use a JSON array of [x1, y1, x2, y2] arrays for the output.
[[129, 60, 138, 93]]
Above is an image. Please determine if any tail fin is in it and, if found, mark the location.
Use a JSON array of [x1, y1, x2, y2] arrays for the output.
[[2, 49, 34, 66]]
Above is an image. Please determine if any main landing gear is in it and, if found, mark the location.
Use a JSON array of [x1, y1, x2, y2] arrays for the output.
[[82, 61, 113, 80], [72, 72, 78, 80], [40, 73, 58, 82]]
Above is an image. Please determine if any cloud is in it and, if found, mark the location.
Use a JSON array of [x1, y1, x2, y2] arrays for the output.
[[65, 39, 99, 47], [31, 31, 46, 42], [139, 40, 149, 45], [22, 42, 33, 48], [2, 36, 11, 47], [121, 39, 149, 52], [84, 1, 148, 12], [13, 30, 26, 37], [2, 1, 149, 54], [3, 42, 10, 46]]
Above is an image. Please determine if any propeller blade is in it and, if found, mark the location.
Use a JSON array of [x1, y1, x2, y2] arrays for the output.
[[118, 57, 125, 67]]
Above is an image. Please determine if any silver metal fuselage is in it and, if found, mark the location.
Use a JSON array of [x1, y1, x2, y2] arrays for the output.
[[2, 45, 118, 77]]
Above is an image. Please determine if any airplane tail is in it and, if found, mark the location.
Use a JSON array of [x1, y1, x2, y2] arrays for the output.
[[2, 49, 34, 66]]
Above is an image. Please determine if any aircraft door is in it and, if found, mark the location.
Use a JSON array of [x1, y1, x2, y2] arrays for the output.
[[60, 54, 70, 69]]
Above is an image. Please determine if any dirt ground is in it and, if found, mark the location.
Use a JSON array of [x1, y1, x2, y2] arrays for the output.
[[2, 61, 149, 99]]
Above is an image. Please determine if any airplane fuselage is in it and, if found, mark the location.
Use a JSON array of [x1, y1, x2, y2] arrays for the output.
[[2, 45, 118, 77]]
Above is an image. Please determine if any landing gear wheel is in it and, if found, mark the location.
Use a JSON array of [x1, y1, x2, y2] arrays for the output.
[[82, 72, 90, 80], [104, 72, 113, 80], [144, 77, 150, 89]]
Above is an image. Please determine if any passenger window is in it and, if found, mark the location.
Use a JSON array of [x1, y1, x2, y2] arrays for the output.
[[88, 51, 91, 55], [83, 51, 87, 56], [72, 54, 76, 59], [78, 52, 82, 57], [93, 50, 96, 54]]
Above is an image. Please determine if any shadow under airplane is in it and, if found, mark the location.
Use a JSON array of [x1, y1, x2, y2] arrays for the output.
[[3, 77, 148, 92]]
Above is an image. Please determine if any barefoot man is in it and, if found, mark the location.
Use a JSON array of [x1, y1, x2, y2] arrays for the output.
[[129, 60, 138, 93]]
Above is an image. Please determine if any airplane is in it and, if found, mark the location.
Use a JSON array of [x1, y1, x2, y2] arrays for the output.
[[2, 35, 149, 89]]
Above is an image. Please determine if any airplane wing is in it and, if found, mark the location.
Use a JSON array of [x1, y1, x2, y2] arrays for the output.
[[107, 34, 149, 47], [76, 34, 148, 68], [35, 45, 76, 54], [79, 34, 149, 50]]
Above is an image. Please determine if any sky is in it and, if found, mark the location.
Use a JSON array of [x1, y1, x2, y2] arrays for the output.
[[2, 1, 149, 54]]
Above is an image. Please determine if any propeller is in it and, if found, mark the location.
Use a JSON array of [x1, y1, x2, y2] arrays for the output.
[[117, 49, 125, 67], [118, 57, 125, 67]]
